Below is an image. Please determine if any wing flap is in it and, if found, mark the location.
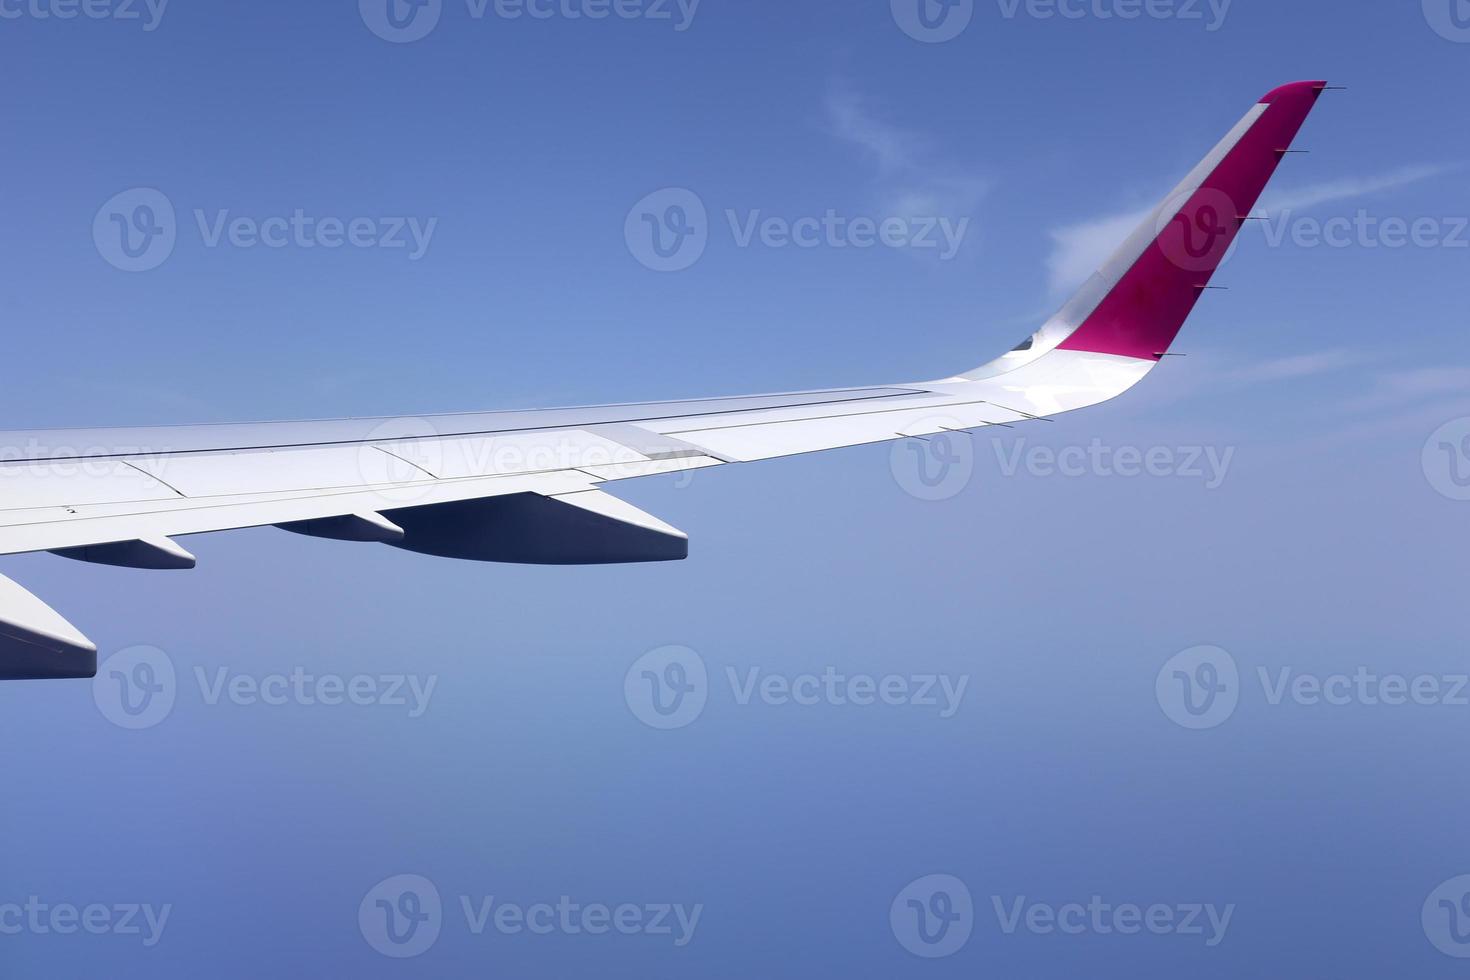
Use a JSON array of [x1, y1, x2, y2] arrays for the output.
[[52, 535, 197, 570], [0, 470, 597, 556], [276, 511, 407, 544], [388, 488, 688, 565]]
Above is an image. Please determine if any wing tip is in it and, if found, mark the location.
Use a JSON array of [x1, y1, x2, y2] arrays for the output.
[[1260, 80, 1330, 104]]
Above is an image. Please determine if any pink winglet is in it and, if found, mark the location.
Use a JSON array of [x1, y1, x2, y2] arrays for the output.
[[1056, 81, 1328, 361]]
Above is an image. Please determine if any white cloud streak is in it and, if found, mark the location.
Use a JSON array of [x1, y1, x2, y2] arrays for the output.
[[1045, 164, 1455, 296], [1260, 164, 1456, 213], [1046, 207, 1151, 297], [825, 82, 988, 222], [1223, 349, 1368, 385]]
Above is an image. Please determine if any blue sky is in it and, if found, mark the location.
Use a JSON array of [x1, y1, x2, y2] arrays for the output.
[[2, 1, 1470, 977]]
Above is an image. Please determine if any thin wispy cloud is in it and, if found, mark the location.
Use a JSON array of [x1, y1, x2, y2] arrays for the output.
[[1045, 164, 1455, 296], [1046, 207, 1151, 297], [1343, 365, 1470, 413], [1260, 164, 1456, 213], [825, 83, 928, 176], [1223, 349, 1368, 385], [1302, 388, 1470, 453], [824, 81, 988, 221]]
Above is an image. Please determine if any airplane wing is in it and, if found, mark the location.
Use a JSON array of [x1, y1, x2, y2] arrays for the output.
[[0, 80, 1329, 679]]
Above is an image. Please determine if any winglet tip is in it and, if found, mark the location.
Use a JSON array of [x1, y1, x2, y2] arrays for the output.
[[1260, 80, 1330, 104]]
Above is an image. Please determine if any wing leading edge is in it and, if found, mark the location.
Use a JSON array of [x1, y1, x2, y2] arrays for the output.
[[0, 81, 1329, 678]]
